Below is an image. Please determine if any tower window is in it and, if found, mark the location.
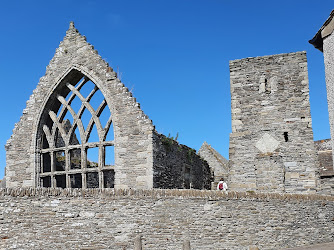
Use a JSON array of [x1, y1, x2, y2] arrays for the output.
[[284, 132, 288, 142]]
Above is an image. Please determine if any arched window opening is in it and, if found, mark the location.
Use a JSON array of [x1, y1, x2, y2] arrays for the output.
[[38, 74, 114, 188]]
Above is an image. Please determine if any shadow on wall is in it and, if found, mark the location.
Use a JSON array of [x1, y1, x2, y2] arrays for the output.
[[153, 132, 212, 190]]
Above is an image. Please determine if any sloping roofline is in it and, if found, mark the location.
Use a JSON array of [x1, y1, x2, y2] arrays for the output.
[[309, 9, 334, 52]]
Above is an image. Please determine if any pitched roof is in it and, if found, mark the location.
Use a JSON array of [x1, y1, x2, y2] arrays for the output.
[[309, 10, 334, 52]]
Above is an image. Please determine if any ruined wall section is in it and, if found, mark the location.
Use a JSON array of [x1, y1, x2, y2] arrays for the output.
[[229, 52, 318, 193], [315, 139, 333, 176], [315, 139, 334, 195], [198, 142, 228, 189], [0, 188, 333, 249], [152, 132, 211, 189], [5, 23, 154, 189], [319, 175, 334, 196]]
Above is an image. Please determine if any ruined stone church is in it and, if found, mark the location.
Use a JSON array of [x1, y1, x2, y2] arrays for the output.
[[4, 22, 210, 190], [2, 10, 334, 250], [3, 11, 334, 196]]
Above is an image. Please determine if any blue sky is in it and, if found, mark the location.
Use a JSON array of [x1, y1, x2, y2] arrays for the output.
[[0, 1, 333, 179]]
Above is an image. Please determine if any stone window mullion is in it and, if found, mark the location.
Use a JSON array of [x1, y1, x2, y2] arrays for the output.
[[82, 146, 87, 188], [66, 173, 70, 188], [82, 170, 87, 189], [50, 151, 55, 188], [40, 152, 44, 174], [65, 149, 70, 188], [98, 145, 103, 188], [36, 152, 41, 187]]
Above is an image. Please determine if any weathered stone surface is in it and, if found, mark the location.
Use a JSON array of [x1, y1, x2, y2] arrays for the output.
[[153, 133, 211, 190], [229, 52, 319, 194], [255, 133, 280, 153], [198, 142, 228, 188], [314, 139, 334, 195], [315, 139, 333, 176], [0, 188, 333, 249]]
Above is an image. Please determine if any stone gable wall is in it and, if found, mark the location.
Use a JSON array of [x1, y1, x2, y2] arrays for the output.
[[5, 23, 154, 189], [229, 52, 319, 194], [198, 142, 228, 188], [0, 188, 333, 249]]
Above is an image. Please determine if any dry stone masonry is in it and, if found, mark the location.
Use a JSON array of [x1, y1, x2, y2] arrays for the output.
[[0, 188, 333, 250]]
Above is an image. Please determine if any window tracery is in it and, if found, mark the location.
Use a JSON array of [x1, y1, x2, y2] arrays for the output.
[[38, 74, 114, 188]]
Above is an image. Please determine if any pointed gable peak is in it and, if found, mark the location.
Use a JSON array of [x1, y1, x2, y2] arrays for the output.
[[69, 21, 75, 29], [65, 21, 82, 38], [200, 141, 209, 150]]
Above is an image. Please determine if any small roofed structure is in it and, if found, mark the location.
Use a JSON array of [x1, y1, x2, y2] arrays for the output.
[[309, 9, 334, 52], [310, 10, 334, 175]]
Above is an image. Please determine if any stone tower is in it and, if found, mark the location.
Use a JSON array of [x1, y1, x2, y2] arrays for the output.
[[228, 52, 318, 193]]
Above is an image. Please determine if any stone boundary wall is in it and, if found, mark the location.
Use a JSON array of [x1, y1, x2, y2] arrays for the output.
[[1, 187, 334, 200], [0, 188, 333, 249]]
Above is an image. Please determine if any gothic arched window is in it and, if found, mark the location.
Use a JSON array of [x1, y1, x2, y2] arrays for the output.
[[37, 71, 114, 188]]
